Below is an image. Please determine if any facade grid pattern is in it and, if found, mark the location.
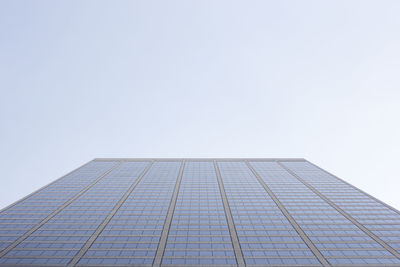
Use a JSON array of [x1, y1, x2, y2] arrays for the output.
[[0, 158, 399, 266]]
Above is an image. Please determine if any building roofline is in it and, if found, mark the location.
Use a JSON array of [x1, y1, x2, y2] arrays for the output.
[[93, 158, 307, 162]]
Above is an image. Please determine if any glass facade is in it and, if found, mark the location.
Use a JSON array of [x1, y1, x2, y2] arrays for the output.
[[0, 158, 400, 266]]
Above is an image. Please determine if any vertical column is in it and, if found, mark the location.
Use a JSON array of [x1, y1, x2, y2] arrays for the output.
[[245, 161, 329, 266], [76, 161, 182, 266], [0, 160, 93, 214], [305, 160, 400, 215], [0, 161, 154, 266], [67, 161, 154, 266], [153, 160, 185, 267], [214, 161, 246, 267], [0, 161, 120, 260], [278, 161, 400, 261], [161, 161, 238, 266], [218, 161, 321, 266], [249, 160, 400, 266], [304, 160, 400, 255]]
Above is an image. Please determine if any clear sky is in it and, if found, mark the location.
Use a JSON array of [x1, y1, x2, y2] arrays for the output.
[[0, 1, 400, 210]]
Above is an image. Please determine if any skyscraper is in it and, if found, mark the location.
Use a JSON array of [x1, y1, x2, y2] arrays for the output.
[[0, 158, 400, 266]]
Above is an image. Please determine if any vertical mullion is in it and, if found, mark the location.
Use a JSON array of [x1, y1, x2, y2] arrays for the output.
[[153, 160, 186, 267], [245, 161, 330, 267], [277, 161, 400, 260], [67, 161, 154, 266], [214, 160, 245, 267], [305, 160, 400, 215], [0, 161, 122, 258], [0, 160, 93, 214]]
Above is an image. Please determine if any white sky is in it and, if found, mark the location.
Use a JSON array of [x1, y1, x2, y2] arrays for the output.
[[0, 1, 400, 210]]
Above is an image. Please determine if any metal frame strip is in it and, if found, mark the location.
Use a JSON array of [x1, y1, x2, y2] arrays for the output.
[[67, 161, 154, 266], [214, 160, 246, 267], [0, 160, 93, 214], [0, 161, 122, 258], [277, 161, 400, 260], [153, 160, 186, 267], [304, 160, 400, 215], [245, 161, 330, 266]]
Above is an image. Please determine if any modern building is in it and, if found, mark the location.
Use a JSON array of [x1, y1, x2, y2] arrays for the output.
[[0, 158, 400, 266]]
